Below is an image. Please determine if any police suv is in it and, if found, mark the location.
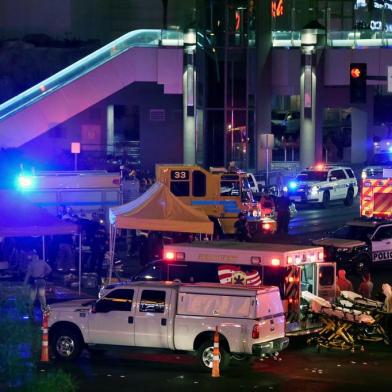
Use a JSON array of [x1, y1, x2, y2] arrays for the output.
[[313, 218, 392, 273], [287, 165, 358, 208]]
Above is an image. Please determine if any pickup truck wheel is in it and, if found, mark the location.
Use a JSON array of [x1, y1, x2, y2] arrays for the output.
[[344, 188, 354, 206], [320, 191, 330, 209], [197, 341, 230, 371], [52, 327, 83, 361]]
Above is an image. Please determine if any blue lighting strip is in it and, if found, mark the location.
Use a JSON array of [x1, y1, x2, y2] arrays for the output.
[[0, 29, 183, 121]]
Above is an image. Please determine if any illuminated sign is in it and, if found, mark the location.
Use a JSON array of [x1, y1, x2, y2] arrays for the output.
[[271, 0, 284, 17], [355, 0, 392, 31]]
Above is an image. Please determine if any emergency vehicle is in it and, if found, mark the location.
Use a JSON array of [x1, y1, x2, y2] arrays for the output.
[[155, 164, 276, 235], [361, 176, 392, 218], [361, 138, 392, 179], [287, 164, 358, 208], [132, 241, 336, 335], [16, 170, 122, 224], [313, 218, 392, 273]]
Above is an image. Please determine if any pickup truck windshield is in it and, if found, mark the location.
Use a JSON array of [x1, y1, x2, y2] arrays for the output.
[[332, 224, 374, 241], [297, 171, 328, 182]]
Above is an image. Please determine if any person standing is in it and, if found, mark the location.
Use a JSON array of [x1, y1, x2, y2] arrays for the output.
[[24, 252, 52, 310], [234, 213, 251, 242], [336, 269, 353, 294], [276, 192, 291, 235], [358, 272, 373, 298]]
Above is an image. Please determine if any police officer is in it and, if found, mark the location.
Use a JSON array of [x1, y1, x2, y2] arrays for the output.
[[276, 191, 291, 235]]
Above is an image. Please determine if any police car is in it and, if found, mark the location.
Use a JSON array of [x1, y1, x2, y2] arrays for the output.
[[312, 218, 392, 273], [287, 164, 358, 208]]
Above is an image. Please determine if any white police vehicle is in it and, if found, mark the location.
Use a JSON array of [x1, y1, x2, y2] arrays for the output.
[[313, 218, 392, 273], [287, 165, 358, 208]]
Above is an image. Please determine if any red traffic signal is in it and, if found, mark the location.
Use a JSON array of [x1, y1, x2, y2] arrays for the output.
[[350, 63, 367, 103], [350, 67, 361, 78]]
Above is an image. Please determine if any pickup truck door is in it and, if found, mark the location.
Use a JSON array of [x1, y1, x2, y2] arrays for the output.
[[87, 288, 135, 345], [371, 225, 392, 263], [134, 288, 172, 348]]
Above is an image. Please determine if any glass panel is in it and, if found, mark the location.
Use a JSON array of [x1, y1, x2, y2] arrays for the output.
[[97, 289, 134, 312], [319, 266, 334, 286], [192, 170, 206, 197], [139, 290, 166, 313]]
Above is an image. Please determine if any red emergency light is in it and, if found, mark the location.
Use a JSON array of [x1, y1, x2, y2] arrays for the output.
[[351, 67, 361, 78]]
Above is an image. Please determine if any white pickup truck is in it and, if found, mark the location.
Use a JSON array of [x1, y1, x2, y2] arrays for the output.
[[48, 281, 288, 370]]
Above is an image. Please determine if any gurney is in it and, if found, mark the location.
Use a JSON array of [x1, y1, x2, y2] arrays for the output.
[[337, 291, 390, 344], [302, 291, 377, 351]]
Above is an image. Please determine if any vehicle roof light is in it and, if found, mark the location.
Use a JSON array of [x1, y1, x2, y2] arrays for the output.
[[287, 256, 293, 264], [318, 252, 324, 260], [315, 164, 324, 170], [165, 251, 175, 260], [175, 252, 185, 261], [17, 175, 33, 190], [271, 258, 280, 266]]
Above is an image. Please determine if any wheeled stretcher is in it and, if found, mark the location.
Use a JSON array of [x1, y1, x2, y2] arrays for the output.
[[302, 291, 383, 351]]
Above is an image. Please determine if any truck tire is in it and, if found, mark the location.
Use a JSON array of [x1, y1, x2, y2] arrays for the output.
[[197, 341, 230, 371], [320, 191, 330, 209], [344, 188, 354, 206], [51, 326, 83, 361]]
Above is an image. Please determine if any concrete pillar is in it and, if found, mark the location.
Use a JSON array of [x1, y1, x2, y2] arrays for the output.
[[300, 51, 317, 169], [183, 30, 196, 165], [351, 107, 368, 164], [255, 0, 272, 171]]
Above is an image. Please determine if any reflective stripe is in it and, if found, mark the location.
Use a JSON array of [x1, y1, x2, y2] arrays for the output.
[[213, 355, 220, 361], [214, 343, 219, 348], [42, 328, 48, 333], [42, 341, 48, 347]]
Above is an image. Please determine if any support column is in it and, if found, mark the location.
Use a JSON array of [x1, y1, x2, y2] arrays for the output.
[[255, 0, 272, 171], [351, 107, 368, 164], [183, 29, 196, 164], [300, 51, 316, 169]]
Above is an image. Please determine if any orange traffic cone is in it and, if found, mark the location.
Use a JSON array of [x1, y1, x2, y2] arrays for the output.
[[211, 326, 220, 378], [40, 307, 50, 362]]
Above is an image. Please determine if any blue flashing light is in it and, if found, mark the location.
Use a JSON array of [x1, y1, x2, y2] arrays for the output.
[[17, 175, 33, 190], [288, 181, 298, 190]]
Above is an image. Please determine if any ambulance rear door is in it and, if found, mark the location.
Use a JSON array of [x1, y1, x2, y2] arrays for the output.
[[314, 262, 336, 303]]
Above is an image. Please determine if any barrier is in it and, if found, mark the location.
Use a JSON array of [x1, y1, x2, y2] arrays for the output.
[[40, 307, 50, 362], [211, 326, 220, 378]]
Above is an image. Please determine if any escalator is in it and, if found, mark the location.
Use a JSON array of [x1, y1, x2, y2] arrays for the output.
[[0, 29, 183, 147]]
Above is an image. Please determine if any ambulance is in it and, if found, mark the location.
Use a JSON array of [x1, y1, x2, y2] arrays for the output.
[[361, 175, 392, 218], [155, 164, 276, 236], [133, 241, 336, 335]]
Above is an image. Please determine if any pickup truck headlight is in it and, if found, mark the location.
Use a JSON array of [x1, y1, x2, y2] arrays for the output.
[[310, 185, 319, 195]]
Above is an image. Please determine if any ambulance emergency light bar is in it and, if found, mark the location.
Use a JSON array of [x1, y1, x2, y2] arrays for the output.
[[164, 247, 324, 266]]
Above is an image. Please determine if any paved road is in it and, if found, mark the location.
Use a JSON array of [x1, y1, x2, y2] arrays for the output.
[[289, 198, 359, 237], [43, 340, 392, 392]]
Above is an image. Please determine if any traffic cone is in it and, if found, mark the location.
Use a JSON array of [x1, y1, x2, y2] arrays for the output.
[[211, 326, 220, 378], [40, 307, 50, 362]]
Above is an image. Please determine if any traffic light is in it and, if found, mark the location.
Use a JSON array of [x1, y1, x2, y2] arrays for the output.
[[350, 63, 367, 103]]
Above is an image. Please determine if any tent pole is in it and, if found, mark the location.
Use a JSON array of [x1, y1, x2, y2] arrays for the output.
[[42, 236, 45, 262], [78, 234, 82, 295], [109, 226, 117, 284]]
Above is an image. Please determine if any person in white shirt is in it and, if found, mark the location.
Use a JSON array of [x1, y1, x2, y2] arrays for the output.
[[24, 252, 52, 310]]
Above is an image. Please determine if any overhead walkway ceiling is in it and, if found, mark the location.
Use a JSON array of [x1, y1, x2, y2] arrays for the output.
[[0, 29, 183, 148]]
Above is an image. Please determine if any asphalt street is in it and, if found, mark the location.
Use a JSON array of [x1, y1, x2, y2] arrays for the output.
[[41, 340, 392, 392]]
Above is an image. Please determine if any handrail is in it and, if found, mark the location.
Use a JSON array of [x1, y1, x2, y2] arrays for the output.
[[0, 29, 183, 121]]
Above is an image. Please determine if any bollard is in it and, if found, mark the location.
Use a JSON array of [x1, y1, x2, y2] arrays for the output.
[[211, 326, 220, 378], [40, 307, 50, 362]]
